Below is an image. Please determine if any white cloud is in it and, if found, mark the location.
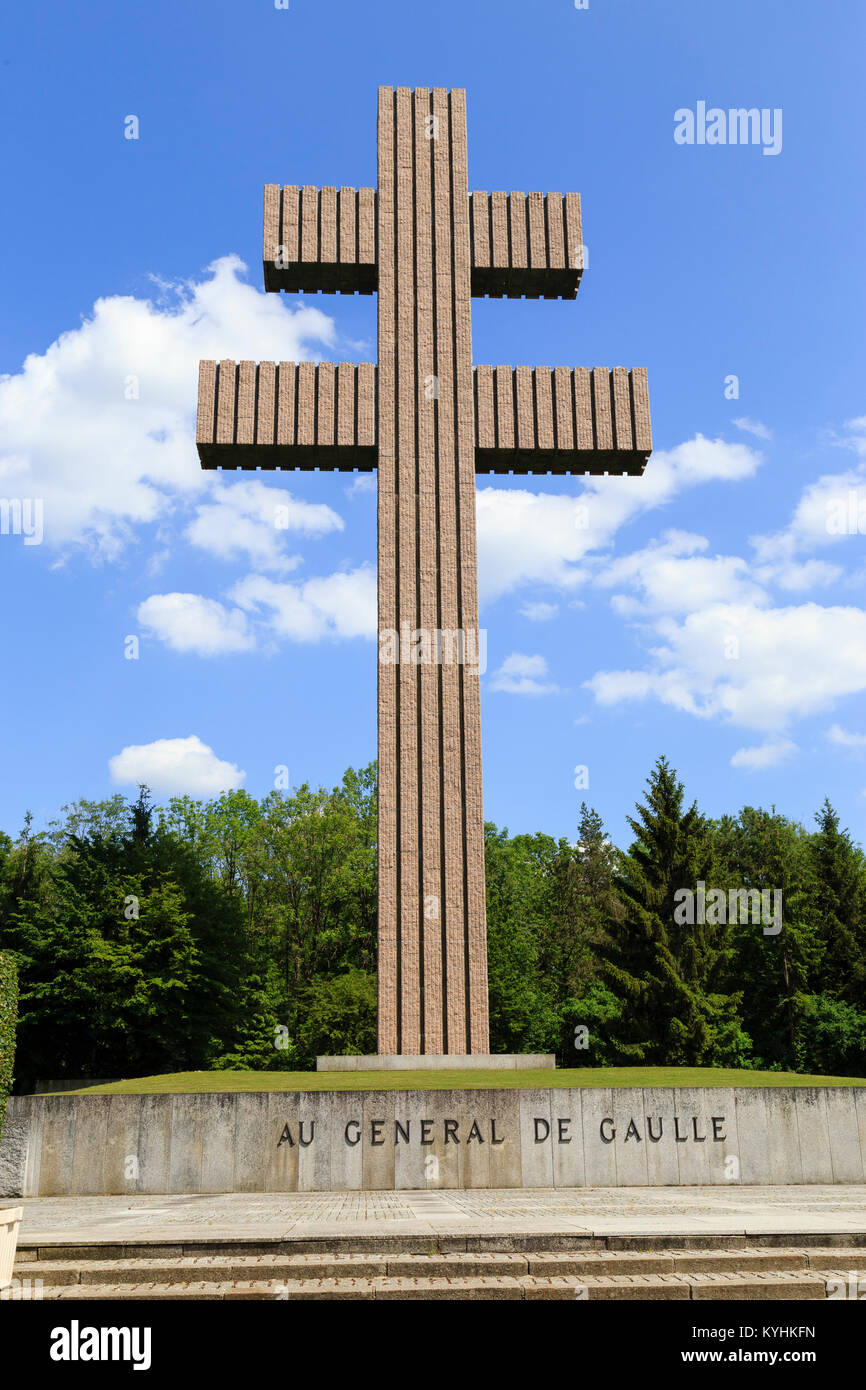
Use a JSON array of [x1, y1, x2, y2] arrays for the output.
[[475, 490, 591, 603], [585, 601, 866, 733], [345, 474, 376, 497], [230, 566, 377, 642], [730, 739, 798, 771], [185, 478, 342, 573], [831, 416, 866, 461], [733, 417, 773, 441], [519, 601, 559, 621], [137, 593, 254, 656], [0, 256, 336, 558], [476, 435, 762, 605], [140, 565, 377, 655], [827, 724, 866, 750], [750, 467, 866, 578], [597, 531, 767, 616], [489, 652, 560, 696], [753, 556, 843, 592], [108, 735, 245, 795]]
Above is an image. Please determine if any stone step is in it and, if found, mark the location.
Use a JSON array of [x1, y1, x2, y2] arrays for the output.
[[17, 1230, 866, 1260], [14, 1270, 831, 1301], [17, 1245, 866, 1287], [11, 1246, 858, 1300]]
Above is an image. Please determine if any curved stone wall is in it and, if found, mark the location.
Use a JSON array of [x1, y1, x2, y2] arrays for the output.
[[1, 1086, 864, 1197]]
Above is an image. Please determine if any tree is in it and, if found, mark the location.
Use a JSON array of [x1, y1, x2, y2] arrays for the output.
[[484, 825, 559, 1053], [599, 757, 745, 1065], [714, 806, 821, 1070], [0, 792, 252, 1085], [294, 969, 378, 1064], [796, 993, 866, 1076], [0, 952, 17, 1142], [3, 759, 866, 1082], [808, 799, 866, 1003]]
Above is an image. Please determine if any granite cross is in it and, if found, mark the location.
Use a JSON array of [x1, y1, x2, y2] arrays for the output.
[[196, 86, 652, 1058]]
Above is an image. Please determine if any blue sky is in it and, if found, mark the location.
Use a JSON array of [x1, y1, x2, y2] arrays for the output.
[[1, 0, 865, 848]]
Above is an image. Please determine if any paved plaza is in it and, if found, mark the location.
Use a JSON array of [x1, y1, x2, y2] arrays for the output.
[[16, 1186, 866, 1248]]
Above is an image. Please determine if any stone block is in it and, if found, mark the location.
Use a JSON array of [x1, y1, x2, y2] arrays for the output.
[[667, 1090, 706, 1185], [201, 1093, 237, 1194], [329, 1091, 365, 1191], [137, 1096, 171, 1194], [824, 1088, 864, 1181], [315, 1054, 556, 1071], [232, 1093, 269, 1192], [361, 1091, 396, 1191], [795, 1088, 834, 1184], [298, 1092, 332, 1193], [703, 1089, 740, 1186], [168, 1096, 205, 1195], [581, 1089, 618, 1187], [519, 1090, 554, 1188], [733, 1087, 770, 1183], [458, 1090, 491, 1189], [265, 1093, 299, 1192], [642, 1087, 680, 1186], [763, 1088, 804, 1183], [486, 1089, 521, 1188], [612, 1088, 648, 1186], [0, 1102, 30, 1199], [689, 1272, 825, 1300], [551, 1090, 585, 1188], [69, 1098, 111, 1195], [22, 1098, 44, 1198], [37, 1096, 77, 1198], [854, 1088, 866, 1176], [417, 1089, 463, 1191], [103, 1095, 146, 1195]]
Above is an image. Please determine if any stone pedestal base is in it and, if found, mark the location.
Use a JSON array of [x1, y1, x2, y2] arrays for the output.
[[315, 1054, 555, 1072]]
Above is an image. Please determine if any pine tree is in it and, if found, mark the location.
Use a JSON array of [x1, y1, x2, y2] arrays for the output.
[[809, 799, 866, 1002], [548, 804, 617, 996], [600, 757, 744, 1065], [0, 793, 251, 1082]]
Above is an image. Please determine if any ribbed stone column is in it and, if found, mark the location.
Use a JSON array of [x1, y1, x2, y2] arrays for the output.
[[376, 87, 489, 1055], [197, 83, 653, 1065]]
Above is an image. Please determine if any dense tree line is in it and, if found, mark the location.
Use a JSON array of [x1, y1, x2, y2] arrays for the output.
[[1, 757, 864, 1087]]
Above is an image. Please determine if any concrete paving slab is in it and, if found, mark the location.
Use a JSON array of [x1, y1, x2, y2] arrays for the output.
[[14, 1185, 866, 1250]]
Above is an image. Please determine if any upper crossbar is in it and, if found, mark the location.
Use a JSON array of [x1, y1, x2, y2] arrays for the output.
[[262, 185, 583, 300]]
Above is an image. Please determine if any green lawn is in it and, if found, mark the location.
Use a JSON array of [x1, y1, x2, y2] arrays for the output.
[[40, 1066, 866, 1095]]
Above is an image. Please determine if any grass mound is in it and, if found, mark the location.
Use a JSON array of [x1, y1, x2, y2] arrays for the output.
[[37, 1065, 866, 1095]]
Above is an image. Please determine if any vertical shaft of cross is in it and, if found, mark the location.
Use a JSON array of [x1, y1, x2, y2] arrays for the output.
[[377, 87, 490, 1055]]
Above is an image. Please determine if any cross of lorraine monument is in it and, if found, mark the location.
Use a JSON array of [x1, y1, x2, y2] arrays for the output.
[[196, 87, 652, 1066]]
